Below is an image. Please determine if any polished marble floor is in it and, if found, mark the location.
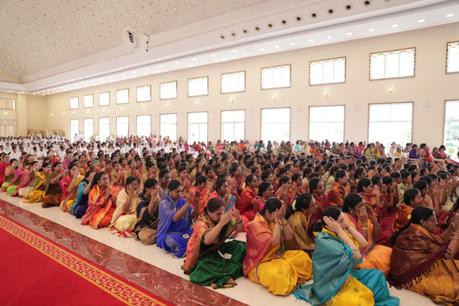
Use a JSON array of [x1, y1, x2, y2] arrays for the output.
[[0, 193, 435, 306]]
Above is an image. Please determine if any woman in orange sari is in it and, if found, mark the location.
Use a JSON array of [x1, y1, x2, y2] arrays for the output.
[[393, 188, 422, 231], [82, 172, 115, 229], [238, 174, 258, 221], [342, 193, 392, 275], [243, 197, 312, 295], [357, 178, 379, 209], [390, 206, 459, 304]]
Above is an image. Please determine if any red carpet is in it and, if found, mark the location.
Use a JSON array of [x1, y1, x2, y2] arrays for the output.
[[0, 215, 173, 306]]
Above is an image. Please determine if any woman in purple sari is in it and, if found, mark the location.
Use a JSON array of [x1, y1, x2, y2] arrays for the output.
[[157, 180, 198, 258]]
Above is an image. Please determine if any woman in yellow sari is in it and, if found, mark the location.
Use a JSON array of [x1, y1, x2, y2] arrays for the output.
[[23, 162, 50, 203], [390, 206, 459, 305], [243, 197, 312, 296], [82, 172, 115, 229], [285, 193, 317, 252], [110, 176, 140, 237], [342, 193, 392, 275]]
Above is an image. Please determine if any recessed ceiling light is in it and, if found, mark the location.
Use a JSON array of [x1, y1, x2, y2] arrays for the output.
[[346, 32, 353, 36], [446, 13, 454, 18], [326, 35, 333, 39], [243, 54, 249, 57], [274, 45, 280, 48], [368, 28, 375, 32], [232, 50, 237, 53], [392, 24, 399, 28], [259, 48, 265, 51], [192, 58, 197, 61], [211, 54, 216, 57], [308, 39, 314, 42], [417, 19, 425, 23], [290, 42, 296, 46], [175, 61, 180, 64]]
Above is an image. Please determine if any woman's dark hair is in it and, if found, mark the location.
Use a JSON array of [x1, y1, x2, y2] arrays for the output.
[[260, 197, 282, 215], [167, 179, 181, 191], [285, 193, 313, 219], [313, 206, 341, 232], [382, 176, 393, 185], [206, 197, 225, 213], [90, 171, 106, 190], [195, 175, 207, 186], [245, 174, 256, 185], [391, 206, 434, 245], [278, 176, 290, 186], [354, 167, 365, 180], [413, 180, 428, 192], [342, 193, 363, 213], [335, 169, 346, 180], [357, 178, 372, 193], [125, 176, 138, 187], [51, 162, 62, 171], [403, 188, 420, 206], [258, 181, 271, 197], [215, 178, 227, 192], [143, 178, 158, 194], [371, 175, 381, 186], [309, 177, 320, 192]]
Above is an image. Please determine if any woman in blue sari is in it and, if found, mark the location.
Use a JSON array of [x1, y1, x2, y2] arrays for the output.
[[295, 207, 399, 306], [157, 180, 198, 258]]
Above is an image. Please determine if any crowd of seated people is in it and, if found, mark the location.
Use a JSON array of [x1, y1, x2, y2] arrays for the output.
[[0, 135, 458, 305]]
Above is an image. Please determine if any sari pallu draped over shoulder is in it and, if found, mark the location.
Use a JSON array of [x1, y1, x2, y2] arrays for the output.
[[389, 224, 459, 305]]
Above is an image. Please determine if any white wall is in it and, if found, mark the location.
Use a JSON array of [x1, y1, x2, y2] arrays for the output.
[[42, 23, 459, 146]]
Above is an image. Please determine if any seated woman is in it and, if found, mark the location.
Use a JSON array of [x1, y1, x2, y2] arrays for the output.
[[15, 161, 37, 197], [285, 193, 316, 252], [82, 172, 115, 229], [390, 206, 459, 305], [42, 162, 67, 208], [183, 198, 246, 289], [71, 171, 94, 218], [295, 207, 399, 306], [393, 188, 421, 231], [60, 162, 83, 212], [157, 180, 197, 258], [252, 182, 274, 214], [238, 174, 258, 221], [5, 161, 24, 196], [208, 178, 237, 211], [134, 178, 161, 245], [243, 197, 312, 296], [110, 176, 140, 237], [1, 159, 18, 191], [342, 193, 392, 275], [23, 162, 50, 203], [310, 177, 330, 212]]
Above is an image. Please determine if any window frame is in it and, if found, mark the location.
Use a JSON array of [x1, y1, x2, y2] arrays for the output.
[[187, 111, 209, 143], [69, 96, 79, 109], [116, 88, 129, 105], [116, 116, 129, 137], [308, 56, 346, 86], [83, 94, 94, 108], [69, 119, 79, 141], [159, 113, 178, 141], [446, 40, 459, 75], [159, 81, 178, 100], [98, 116, 110, 141], [367, 101, 413, 145], [187, 76, 209, 97], [308, 105, 346, 143], [220, 109, 246, 141], [83, 118, 94, 141], [220, 71, 246, 94], [98, 91, 110, 106], [260, 107, 291, 142], [136, 114, 152, 137], [442, 99, 459, 157], [369, 47, 416, 81], [136, 85, 152, 103], [260, 64, 292, 90]]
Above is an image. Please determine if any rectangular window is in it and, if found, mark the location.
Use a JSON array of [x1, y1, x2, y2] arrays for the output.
[[70, 97, 79, 109], [261, 65, 290, 89], [370, 48, 415, 80], [70, 119, 79, 142], [83, 94, 94, 108], [447, 41, 459, 74], [160, 114, 177, 141], [261, 108, 290, 142], [221, 71, 245, 93], [0, 98, 16, 110], [369, 103, 412, 148], [309, 57, 346, 85], [309, 106, 345, 143], [444, 100, 459, 158], [188, 77, 208, 97], [188, 112, 208, 143], [160, 81, 178, 100], [0, 119, 16, 137], [116, 116, 129, 137], [136, 85, 151, 102], [98, 117, 110, 141], [136, 115, 151, 137], [99, 92, 110, 106], [83, 118, 94, 141], [221, 110, 245, 141], [116, 89, 129, 104]]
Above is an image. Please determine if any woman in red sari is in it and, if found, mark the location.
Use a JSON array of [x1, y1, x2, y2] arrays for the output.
[[275, 176, 295, 206], [252, 182, 274, 214], [357, 178, 379, 209], [82, 172, 115, 229], [342, 193, 392, 275], [238, 174, 258, 221]]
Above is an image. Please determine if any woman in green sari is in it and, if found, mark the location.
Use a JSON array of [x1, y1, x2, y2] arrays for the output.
[[295, 206, 399, 306], [183, 198, 246, 288]]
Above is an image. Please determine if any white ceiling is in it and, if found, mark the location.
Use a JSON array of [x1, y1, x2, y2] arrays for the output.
[[0, 0, 458, 95]]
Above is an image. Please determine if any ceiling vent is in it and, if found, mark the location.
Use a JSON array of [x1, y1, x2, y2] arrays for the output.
[[122, 29, 139, 48]]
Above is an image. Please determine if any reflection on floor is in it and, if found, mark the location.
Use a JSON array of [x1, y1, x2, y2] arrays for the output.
[[0, 193, 436, 306]]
